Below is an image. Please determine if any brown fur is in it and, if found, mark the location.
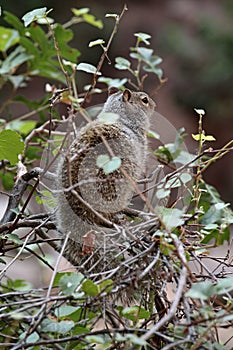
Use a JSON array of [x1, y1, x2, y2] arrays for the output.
[[55, 88, 155, 268]]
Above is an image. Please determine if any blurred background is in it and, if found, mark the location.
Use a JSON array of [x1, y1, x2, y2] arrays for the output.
[[0, 0, 232, 204]]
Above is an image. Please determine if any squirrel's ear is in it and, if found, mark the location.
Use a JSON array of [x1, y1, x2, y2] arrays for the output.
[[123, 89, 132, 102], [108, 87, 119, 96]]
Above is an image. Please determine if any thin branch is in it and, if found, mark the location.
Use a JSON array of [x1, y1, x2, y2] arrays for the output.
[[81, 4, 128, 106], [46, 232, 70, 298], [0, 218, 55, 234], [4, 103, 50, 124], [141, 238, 188, 340], [9, 328, 149, 349], [0, 168, 41, 225], [0, 229, 35, 280]]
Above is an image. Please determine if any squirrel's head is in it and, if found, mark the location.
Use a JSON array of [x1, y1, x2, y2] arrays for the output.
[[108, 87, 156, 118]]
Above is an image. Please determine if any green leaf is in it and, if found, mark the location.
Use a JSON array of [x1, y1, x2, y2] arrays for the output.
[[98, 76, 127, 88], [10, 312, 27, 320], [4, 11, 25, 34], [121, 306, 150, 322], [26, 332, 40, 344], [89, 39, 105, 47], [156, 188, 171, 199], [96, 154, 122, 175], [71, 8, 103, 28], [201, 222, 231, 246], [205, 183, 221, 203], [204, 223, 218, 230], [180, 172, 193, 184], [148, 130, 160, 139], [7, 120, 37, 135], [0, 26, 19, 52], [76, 62, 101, 75], [96, 154, 110, 168], [36, 16, 54, 25], [20, 120, 37, 135], [192, 133, 209, 141], [58, 272, 84, 296], [0, 257, 7, 264], [8, 75, 27, 88], [42, 319, 75, 335], [222, 314, 233, 323], [194, 108, 205, 115], [130, 46, 163, 79], [156, 207, 185, 230], [62, 59, 77, 69], [0, 130, 24, 165], [72, 8, 90, 16], [22, 7, 48, 27], [155, 145, 173, 163], [98, 279, 113, 293], [0, 171, 14, 190], [98, 112, 119, 124], [115, 333, 127, 342], [205, 135, 216, 141], [7, 233, 22, 244], [0, 46, 33, 75], [20, 37, 41, 57], [54, 24, 80, 62], [54, 306, 78, 318], [31, 61, 65, 82], [35, 189, 55, 208], [174, 127, 186, 148], [200, 203, 229, 225], [126, 334, 147, 346], [134, 32, 151, 45], [115, 57, 131, 70], [86, 335, 107, 344], [8, 279, 32, 291], [105, 13, 118, 18], [82, 279, 99, 296], [175, 150, 196, 165], [186, 278, 233, 300], [19, 331, 39, 344], [185, 281, 215, 300], [164, 176, 181, 189], [144, 66, 163, 79], [52, 272, 67, 286], [104, 157, 121, 175], [131, 47, 153, 60], [83, 13, 103, 29], [214, 277, 233, 295], [72, 325, 90, 335], [192, 133, 216, 141]]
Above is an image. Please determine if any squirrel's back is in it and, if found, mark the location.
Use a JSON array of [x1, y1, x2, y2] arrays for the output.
[[55, 88, 155, 266]]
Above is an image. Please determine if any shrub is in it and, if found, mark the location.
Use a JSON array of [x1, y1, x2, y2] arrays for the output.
[[0, 6, 232, 349]]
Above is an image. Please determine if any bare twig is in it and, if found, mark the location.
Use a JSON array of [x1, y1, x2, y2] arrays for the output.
[[0, 168, 41, 225], [0, 218, 55, 234], [81, 5, 128, 106], [141, 238, 188, 341]]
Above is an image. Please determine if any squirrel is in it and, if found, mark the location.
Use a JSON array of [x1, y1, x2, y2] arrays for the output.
[[55, 87, 156, 269]]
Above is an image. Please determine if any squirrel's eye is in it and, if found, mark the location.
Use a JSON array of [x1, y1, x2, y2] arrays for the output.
[[141, 96, 149, 105]]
